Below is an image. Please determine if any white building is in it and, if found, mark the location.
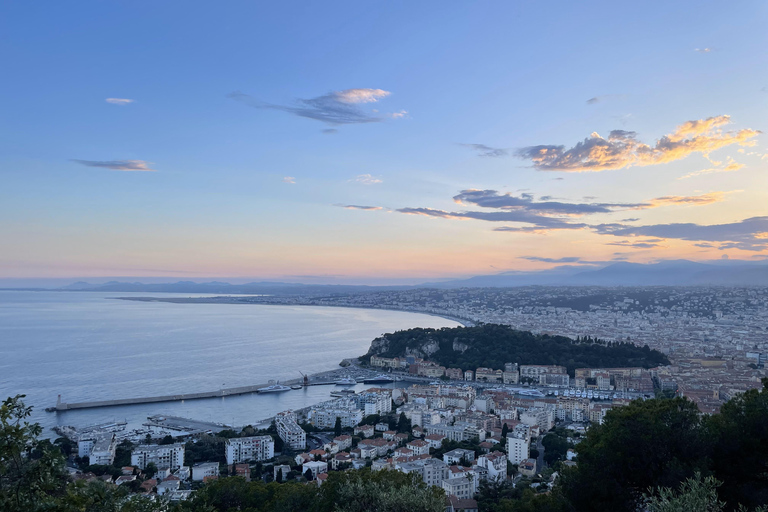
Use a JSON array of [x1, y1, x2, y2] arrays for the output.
[[309, 403, 363, 429], [396, 458, 449, 487], [442, 474, 474, 500], [302, 460, 328, 479], [476, 451, 507, 481], [506, 435, 530, 465], [275, 411, 306, 451], [131, 443, 185, 471], [79, 433, 116, 465], [225, 435, 275, 464], [191, 462, 219, 481]]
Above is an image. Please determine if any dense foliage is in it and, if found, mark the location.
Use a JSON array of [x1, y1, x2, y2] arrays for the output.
[[364, 323, 669, 375]]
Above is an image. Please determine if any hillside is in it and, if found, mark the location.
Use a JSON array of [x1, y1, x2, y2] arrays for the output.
[[363, 324, 669, 375]]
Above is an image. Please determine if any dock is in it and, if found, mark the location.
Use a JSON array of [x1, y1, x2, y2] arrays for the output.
[[51, 376, 346, 412]]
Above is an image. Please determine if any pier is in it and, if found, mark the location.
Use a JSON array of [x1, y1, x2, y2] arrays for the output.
[[50, 373, 362, 412]]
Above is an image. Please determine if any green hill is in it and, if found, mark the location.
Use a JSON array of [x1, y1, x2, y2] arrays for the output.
[[363, 323, 669, 375]]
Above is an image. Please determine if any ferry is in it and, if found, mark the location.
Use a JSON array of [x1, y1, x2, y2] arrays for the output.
[[334, 377, 357, 386], [257, 384, 292, 394], [363, 374, 395, 384]]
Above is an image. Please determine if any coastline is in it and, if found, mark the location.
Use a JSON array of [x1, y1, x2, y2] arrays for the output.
[[114, 295, 476, 328]]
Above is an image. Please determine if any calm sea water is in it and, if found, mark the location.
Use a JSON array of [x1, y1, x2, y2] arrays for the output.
[[0, 291, 459, 435]]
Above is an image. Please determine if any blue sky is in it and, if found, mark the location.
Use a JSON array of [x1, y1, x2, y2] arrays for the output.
[[1, 1, 766, 283]]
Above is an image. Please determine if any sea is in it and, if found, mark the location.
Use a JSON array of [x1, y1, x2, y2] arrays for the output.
[[0, 290, 460, 437]]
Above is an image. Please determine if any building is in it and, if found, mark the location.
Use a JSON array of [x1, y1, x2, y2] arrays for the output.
[[302, 460, 328, 479], [131, 444, 185, 471], [443, 448, 476, 465], [275, 411, 306, 451], [397, 458, 449, 487], [225, 435, 275, 464], [476, 451, 507, 481], [406, 439, 430, 456], [475, 367, 502, 383], [191, 462, 219, 481], [333, 435, 352, 451], [309, 403, 363, 429], [442, 474, 474, 500], [520, 365, 568, 383], [506, 434, 529, 464], [445, 368, 463, 380], [79, 433, 117, 466], [519, 458, 537, 477]]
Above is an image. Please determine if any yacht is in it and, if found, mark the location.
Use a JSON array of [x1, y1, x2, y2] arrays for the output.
[[257, 384, 291, 393], [334, 377, 357, 386], [363, 374, 395, 384]]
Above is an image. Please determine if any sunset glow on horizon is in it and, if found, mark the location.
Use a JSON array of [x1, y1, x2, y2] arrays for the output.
[[1, 1, 766, 284]]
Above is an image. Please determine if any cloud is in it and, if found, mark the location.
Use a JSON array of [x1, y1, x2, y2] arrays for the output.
[[352, 174, 383, 185], [679, 161, 745, 179], [227, 88, 399, 125], [71, 159, 156, 171], [336, 204, 383, 211], [593, 216, 768, 251], [322, 128, 339, 135], [695, 47, 712, 53], [453, 189, 654, 215], [517, 115, 760, 172], [519, 256, 590, 264], [605, 240, 665, 249], [648, 192, 727, 206], [388, 110, 408, 119], [397, 207, 588, 231], [105, 98, 134, 105], [586, 94, 625, 105], [283, 176, 296, 184], [460, 144, 508, 158]]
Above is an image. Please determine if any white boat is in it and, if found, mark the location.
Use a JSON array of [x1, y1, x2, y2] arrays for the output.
[[335, 377, 357, 386], [330, 389, 356, 398], [257, 384, 291, 393], [290, 384, 303, 390]]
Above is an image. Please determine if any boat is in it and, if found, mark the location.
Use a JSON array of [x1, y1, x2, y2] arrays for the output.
[[257, 384, 291, 393], [330, 389, 356, 398], [290, 384, 303, 390], [363, 374, 395, 384], [334, 377, 357, 386]]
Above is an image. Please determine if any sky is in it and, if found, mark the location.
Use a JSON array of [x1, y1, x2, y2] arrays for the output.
[[1, 1, 767, 284]]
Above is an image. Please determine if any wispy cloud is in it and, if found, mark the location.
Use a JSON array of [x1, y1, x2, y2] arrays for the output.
[[105, 98, 134, 105], [322, 129, 338, 135], [519, 256, 603, 264], [453, 189, 648, 215], [352, 174, 383, 185], [336, 204, 383, 211], [227, 88, 402, 125], [586, 94, 625, 105], [594, 217, 768, 251], [71, 159, 156, 171], [517, 115, 760, 172], [283, 176, 296, 184], [606, 240, 666, 249], [694, 47, 712, 53], [679, 161, 745, 179], [648, 192, 728, 206], [460, 143, 508, 158]]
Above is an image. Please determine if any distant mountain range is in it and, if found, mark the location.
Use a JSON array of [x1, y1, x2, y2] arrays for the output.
[[4, 259, 767, 295]]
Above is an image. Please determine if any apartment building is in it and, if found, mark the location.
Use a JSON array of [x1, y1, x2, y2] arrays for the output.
[[225, 435, 275, 465]]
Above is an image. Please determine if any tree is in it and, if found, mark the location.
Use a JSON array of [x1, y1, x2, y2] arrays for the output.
[[334, 417, 342, 438], [705, 379, 768, 510], [0, 395, 68, 512], [159, 434, 175, 445], [560, 397, 707, 512], [644, 473, 726, 512], [397, 412, 411, 433], [276, 469, 283, 483], [144, 462, 158, 479], [304, 468, 314, 481], [501, 423, 509, 440]]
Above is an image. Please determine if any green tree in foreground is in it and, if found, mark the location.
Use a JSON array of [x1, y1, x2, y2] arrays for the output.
[[0, 395, 68, 512]]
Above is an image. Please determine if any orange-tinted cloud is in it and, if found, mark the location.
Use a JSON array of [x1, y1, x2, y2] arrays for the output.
[[518, 116, 760, 172]]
